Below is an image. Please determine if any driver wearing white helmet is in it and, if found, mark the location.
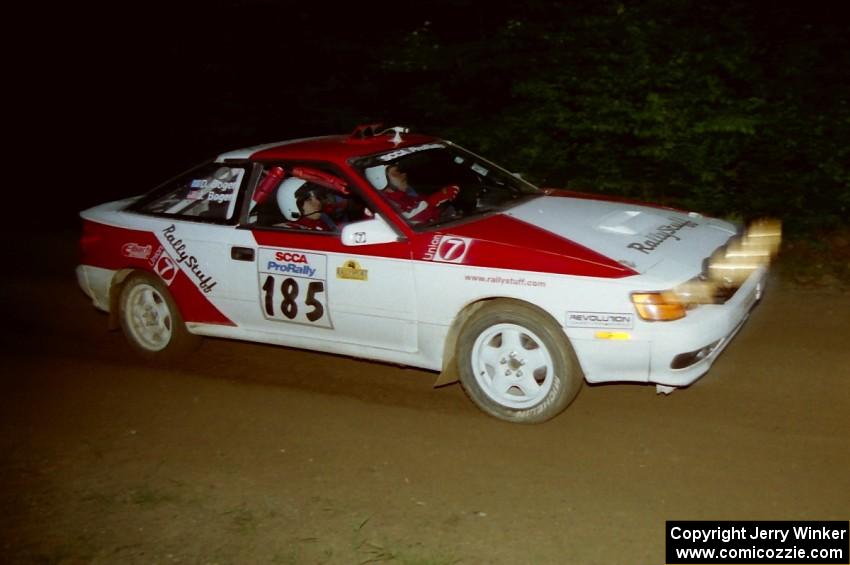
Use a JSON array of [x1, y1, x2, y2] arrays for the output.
[[365, 163, 458, 223], [276, 177, 337, 231]]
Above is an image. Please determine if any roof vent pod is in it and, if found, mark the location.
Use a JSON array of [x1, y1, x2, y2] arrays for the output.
[[350, 123, 384, 139], [349, 123, 410, 145]]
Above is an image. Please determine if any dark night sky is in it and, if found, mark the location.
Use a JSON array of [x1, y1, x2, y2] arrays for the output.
[[27, 1, 850, 229], [44, 0, 432, 222]]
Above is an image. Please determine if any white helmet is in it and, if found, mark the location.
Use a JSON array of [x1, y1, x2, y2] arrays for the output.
[[212, 166, 236, 181], [364, 164, 389, 190], [276, 177, 308, 221]]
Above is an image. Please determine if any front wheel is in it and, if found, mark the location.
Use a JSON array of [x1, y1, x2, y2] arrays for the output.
[[118, 273, 200, 360], [457, 300, 583, 423]]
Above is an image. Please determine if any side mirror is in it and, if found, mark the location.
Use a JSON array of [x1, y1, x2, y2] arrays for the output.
[[341, 215, 401, 246]]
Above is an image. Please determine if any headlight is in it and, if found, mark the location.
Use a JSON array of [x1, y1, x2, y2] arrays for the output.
[[632, 218, 782, 320], [631, 292, 687, 321], [708, 218, 782, 286]]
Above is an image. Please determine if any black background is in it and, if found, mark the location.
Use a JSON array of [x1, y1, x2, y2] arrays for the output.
[[20, 0, 850, 230]]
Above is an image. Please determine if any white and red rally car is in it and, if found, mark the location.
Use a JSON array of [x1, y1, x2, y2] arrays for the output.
[[77, 125, 780, 422]]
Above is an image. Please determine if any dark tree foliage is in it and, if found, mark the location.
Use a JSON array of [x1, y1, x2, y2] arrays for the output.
[[73, 0, 848, 237], [373, 1, 850, 233]]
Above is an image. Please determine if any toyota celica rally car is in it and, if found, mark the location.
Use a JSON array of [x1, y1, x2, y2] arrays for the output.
[[77, 125, 780, 423]]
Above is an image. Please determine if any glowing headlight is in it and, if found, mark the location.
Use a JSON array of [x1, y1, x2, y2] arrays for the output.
[[630, 219, 781, 321], [708, 218, 782, 285]]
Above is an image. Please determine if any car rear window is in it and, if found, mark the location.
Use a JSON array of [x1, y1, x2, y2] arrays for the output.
[[131, 163, 248, 222]]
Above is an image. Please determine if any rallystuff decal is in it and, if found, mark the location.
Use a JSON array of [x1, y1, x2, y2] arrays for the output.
[[627, 217, 698, 254], [257, 248, 333, 328], [160, 225, 218, 293], [566, 311, 634, 329], [463, 274, 546, 287], [336, 260, 368, 281]]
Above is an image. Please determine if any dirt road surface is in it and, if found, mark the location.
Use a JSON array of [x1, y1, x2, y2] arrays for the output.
[[2, 231, 848, 564]]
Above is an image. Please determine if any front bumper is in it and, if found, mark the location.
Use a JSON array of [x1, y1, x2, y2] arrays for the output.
[[646, 265, 767, 387], [571, 265, 767, 387]]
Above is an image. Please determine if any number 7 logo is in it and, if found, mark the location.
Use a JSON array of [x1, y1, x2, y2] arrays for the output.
[[154, 255, 178, 284], [435, 236, 471, 263]]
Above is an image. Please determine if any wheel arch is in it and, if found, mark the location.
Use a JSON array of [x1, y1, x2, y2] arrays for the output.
[[107, 268, 137, 330], [433, 296, 565, 387]]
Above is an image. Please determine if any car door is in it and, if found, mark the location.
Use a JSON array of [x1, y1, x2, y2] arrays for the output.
[[230, 163, 419, 353], [129, 161, 261, 326]]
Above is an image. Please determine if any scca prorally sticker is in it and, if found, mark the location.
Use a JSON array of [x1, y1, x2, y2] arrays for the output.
[[160, 225, 217, 293], [566, 311, 634, 329], [122, 242, 152, 260], [422, 234, 473, 264], [257, 248, 332, 328]]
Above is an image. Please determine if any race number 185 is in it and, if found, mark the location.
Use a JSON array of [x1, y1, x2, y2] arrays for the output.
[[260, 274, 331, 327]]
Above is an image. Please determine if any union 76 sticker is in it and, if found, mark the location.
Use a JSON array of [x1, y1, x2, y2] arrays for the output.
[[434, 236, 472, 263], [257, 248, 332, 328]]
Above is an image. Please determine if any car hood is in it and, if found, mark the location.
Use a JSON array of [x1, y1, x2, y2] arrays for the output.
[[503, 194, 737, 279], [421, 194, 738, 284]]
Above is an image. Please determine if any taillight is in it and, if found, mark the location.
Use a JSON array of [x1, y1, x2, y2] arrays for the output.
[[79, 220, 102, 260]]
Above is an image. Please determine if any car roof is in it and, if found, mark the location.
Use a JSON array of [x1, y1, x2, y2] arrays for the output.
[[215, 132, 442, 165]]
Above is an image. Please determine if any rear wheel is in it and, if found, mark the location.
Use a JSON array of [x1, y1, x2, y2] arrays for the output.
[[119, 273, 200, 359], [457, 300, 583, 423]]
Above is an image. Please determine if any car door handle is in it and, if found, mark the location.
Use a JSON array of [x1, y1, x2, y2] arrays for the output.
[[231, 246, 255, 261]]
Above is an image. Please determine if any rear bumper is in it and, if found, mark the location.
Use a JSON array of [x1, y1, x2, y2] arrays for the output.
[[76, 265, 115, 312]]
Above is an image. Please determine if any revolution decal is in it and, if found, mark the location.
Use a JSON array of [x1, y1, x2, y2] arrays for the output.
[[257, 248, 333, 328], [160, 225, 218, 293], [336, 260, 368, 281], [627, 217, 698, 254], [566, 311, 634, 329]]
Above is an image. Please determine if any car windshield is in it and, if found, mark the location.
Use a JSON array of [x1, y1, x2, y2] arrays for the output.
[[352, 142, 541, 229]]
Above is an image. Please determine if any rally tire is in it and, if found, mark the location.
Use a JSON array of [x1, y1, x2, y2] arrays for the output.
[[457, 300, 583, 423], [118, 272, 201, 360]]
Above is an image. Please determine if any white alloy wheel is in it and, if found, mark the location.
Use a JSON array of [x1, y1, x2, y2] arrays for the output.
[[470, 323, 555, 409], [457, 300, 583, 423], [124, 282, 174, 351], [118, 273, 200, 359]]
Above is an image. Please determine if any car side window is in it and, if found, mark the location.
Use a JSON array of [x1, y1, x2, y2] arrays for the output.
[[246, 163, 371, 233], [134, 163, 246, 222]]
